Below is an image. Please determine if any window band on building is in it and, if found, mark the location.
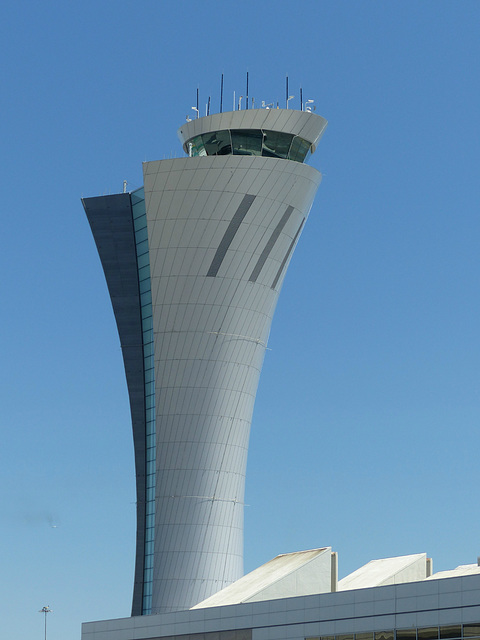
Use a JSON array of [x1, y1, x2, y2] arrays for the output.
[[131, 187, 156, 615], [187, 129, 312, 162], [307, 624, 480, 640]]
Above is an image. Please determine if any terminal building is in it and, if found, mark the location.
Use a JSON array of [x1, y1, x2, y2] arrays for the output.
[[81, 104, 480, 640], [81, 548, 480, 640]]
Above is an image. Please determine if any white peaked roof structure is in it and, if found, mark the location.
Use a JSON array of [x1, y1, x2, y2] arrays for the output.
[[192, 550, 453, 608], [426, 564, 480, 580], [338, 553, 430, 591], [192, 548, 335, 608]]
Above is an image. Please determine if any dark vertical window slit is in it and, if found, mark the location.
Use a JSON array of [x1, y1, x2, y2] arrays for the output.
[[249, 205, 295, 283], [206, 194, 256, 277], [271, 219, 305, 290]]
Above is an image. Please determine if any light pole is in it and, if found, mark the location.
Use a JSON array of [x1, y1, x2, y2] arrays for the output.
[[39, 606, 52, 640]]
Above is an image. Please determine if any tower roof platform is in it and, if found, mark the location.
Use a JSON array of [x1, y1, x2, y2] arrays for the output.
[[178, 108, 327, 154]]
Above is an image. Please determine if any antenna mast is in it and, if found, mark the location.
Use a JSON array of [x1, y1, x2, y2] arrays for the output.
[[220, 73, 224, 113], [246, 71, 249, 110]]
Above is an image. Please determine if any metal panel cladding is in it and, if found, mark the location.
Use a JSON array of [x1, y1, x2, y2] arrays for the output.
[[83, 108, 326, 616]]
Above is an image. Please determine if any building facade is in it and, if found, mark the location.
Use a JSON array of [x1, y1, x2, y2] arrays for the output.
[[81, 552, 480, 640], [82, 108, 327, 616]]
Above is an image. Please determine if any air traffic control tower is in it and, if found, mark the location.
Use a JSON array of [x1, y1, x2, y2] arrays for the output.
[[82, 107, 327, 616]]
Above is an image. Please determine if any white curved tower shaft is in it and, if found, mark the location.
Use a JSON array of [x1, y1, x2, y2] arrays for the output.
[[82, 108, 327, 616]]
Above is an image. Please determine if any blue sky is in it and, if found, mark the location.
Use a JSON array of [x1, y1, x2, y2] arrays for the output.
[[1, 1, 480, 638]]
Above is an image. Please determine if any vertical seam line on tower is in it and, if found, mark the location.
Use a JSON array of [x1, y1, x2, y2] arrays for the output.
[[206, 194, 256, 277]]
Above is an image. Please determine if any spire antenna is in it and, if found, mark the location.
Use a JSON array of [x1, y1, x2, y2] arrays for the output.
[[220, 73, 224, 113]]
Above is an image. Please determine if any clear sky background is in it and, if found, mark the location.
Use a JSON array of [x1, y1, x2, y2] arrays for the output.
[[1, 1, 480, 638]]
